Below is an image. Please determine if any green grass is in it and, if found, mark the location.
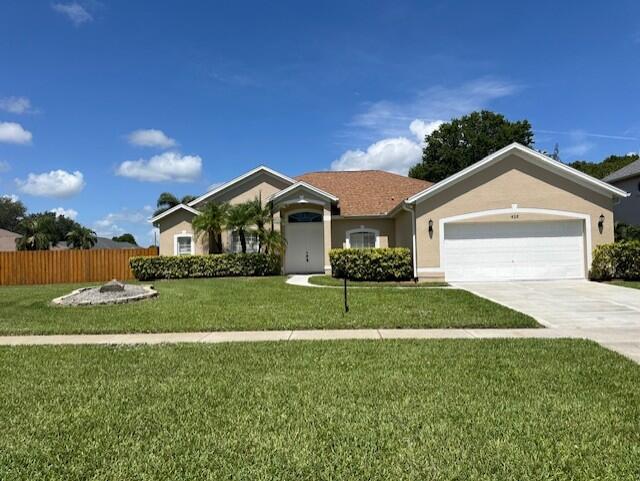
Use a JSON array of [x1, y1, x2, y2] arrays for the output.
[[0, 277, 537, 334], [0, 340, 638, 480], [609, 280, 640, 290], [308, 274, 448, 287]]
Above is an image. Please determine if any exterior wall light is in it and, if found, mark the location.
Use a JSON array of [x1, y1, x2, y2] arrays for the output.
[[428, 219, 434, 238], [598, 214, 605, 234]]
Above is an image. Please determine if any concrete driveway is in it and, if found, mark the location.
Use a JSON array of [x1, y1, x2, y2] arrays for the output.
[[453, 280, 640, 329], [454, 280, 640, 363]]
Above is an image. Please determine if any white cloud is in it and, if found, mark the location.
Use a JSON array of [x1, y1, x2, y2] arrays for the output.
[[0, 122, 32, 144], [50, 207, 78, 219], [348, 78, 519, 139], [93, 206, 155, 244], [409, 119, 444, 142], [0, 160, 9, 173], [0, 97, 32, 114], [333, 78, 520, 174], [116, 151, 202, 182], [331, 137, 422, 175], [127, 129, 177, 149], [52, 3, 93, 25], [16, 170, 85, 198], [1, 194, 19, 202]]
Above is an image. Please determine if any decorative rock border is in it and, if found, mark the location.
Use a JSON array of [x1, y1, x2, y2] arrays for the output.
[[51, 285, 158, 307]]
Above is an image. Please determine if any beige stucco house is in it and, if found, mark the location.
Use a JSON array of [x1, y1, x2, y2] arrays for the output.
[[603, 157, 640, 226], [151, 143, 629, 282]]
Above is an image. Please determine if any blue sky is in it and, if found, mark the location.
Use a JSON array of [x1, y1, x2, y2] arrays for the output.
[[1, 0, 639, 245]]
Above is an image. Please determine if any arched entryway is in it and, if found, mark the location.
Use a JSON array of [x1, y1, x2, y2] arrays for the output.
[[284, 210, 324, 273]]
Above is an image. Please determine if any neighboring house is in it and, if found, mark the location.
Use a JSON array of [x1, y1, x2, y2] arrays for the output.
[[0, 228, 20, 252], [1, 233, 138, 252], [150, 143, 629, 282], [52, 237, 139, 250], [603, 158, 640, 225]]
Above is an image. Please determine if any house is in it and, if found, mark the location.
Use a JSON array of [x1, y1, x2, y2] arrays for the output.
[[1, 231, 138, 252], [150, 143, 629, 282], [0, 228, 20, 252], [603, 157, 640, 225]]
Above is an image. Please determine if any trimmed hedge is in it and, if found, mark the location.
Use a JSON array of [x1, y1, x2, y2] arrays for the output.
[[130, 253, 281, 281], [329, 248, 413, 281], [590, 241, 640, 281]]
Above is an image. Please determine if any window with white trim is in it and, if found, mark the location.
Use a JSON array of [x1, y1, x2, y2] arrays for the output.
[[347, 229, 378, 249], [174, 234, 194, 256], [230, 231, 259, 253]]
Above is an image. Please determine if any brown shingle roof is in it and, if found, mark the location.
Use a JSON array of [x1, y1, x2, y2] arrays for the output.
[[296, 170, 432, 216]]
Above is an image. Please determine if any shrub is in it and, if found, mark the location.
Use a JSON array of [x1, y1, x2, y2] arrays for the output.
[[130, 253, 281, 281], [590, 241, 640, 281], [615, 223, 640, 242], [329, 248, 413, 281]]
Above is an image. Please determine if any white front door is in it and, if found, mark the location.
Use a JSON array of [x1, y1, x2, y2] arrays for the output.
[[443, 220, 586, 282], [285, 220, 324, 274]]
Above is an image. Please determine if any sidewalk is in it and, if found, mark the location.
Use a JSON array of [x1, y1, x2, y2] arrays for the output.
[[1, 328, 639, 363]]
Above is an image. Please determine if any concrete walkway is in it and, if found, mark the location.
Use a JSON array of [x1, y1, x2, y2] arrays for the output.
[[1, 327, 638, 363], [286, 274, 457, 288]]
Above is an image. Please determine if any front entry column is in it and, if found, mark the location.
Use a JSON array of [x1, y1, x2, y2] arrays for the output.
[[323, 206, 332, 274]]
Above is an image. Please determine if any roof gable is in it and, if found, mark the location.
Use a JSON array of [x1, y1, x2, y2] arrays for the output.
[[407, 143, 629, 204], [188, 166, 295, 207], [270, 181, 338, 205], [149, 203, 200, 224]]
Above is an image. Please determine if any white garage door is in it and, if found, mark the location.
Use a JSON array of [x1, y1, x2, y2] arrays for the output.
[[443, 220, 585, 282]]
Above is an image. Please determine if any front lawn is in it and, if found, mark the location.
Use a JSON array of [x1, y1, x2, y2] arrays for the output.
[[0, 340, 638, 480], [0, 277, 537, 334], [308, 274, 448, 287], [609, 280, 640, 290]]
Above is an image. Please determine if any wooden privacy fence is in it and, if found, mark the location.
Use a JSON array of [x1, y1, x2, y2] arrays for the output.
[[0, 247, 158, 286]]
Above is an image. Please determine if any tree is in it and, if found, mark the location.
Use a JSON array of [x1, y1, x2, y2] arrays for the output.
[[154, 192, 197, 217], [247, 196, 272, 252], [192, 201, 229, 254], [0, 196, 27, 232], [15, 216, 54, 251], [258, 228, 287, 256], [569, 153, 639, 180], [409, 111, 534, 182], [112, 233, 137, 245], [66, 227, 98, 249], [226, 203, 255, 253]]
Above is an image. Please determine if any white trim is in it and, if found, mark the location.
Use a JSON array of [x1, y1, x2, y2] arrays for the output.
[[150, 204, 201, 224], [401, 204, 418, 279], [345, 228, 380, 248], [406, 143, 629, 204], [417, 267, 444, 273], [173, 232, 195, 256], [437, 207, 592, 278], [270, 181, 338, 204], [188, 166, 296, 207]]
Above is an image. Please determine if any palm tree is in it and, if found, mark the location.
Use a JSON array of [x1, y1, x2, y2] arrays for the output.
[[226, 203, 255, 253], [15, 217, 53, 251], [154, 192, 197, 217], [247, 196, 272, 252], [66, 227, 98, 249], [259, 228, 287, 256], [192, 201, 229, 254]]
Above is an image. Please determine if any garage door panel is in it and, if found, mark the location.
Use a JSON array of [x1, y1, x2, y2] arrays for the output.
[[444, 221, 585, 282]]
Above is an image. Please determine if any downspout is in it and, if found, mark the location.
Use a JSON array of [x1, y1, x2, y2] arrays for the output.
[[401, 202, 418, 280]]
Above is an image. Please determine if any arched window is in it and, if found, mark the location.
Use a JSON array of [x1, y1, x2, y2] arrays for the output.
[[288, 212, 322, 223], [345, 228, 379, 249]]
